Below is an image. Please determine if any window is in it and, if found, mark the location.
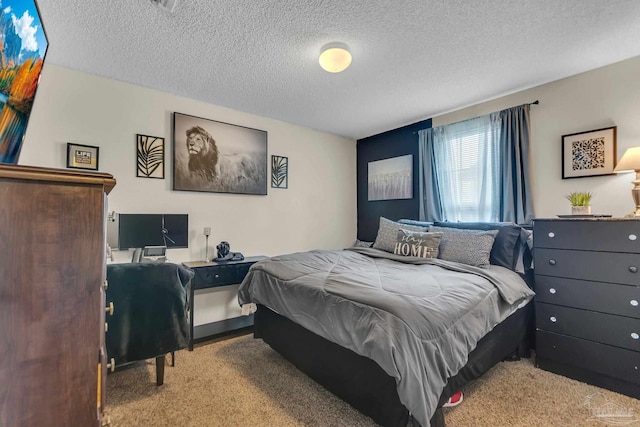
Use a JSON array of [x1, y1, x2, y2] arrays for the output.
[[432, 115, 500, 222], [418, 104, 533, 224]]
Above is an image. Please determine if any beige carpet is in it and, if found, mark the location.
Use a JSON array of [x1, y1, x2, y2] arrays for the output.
[[105, 333, 640, 427]]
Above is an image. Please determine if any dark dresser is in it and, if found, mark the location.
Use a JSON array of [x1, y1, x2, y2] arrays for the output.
[[533, 218, 640, 398]]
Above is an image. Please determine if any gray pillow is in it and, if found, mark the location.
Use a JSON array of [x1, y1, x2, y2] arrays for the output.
[[393, 229, 443, 259], [373, 217, 428, 253], [428, 225, 498, 268], [353, 239, 374, 248]]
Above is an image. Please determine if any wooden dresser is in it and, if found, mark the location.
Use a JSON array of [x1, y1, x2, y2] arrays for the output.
[[0, 164, 116, 427], [533, 218, 640, 398]]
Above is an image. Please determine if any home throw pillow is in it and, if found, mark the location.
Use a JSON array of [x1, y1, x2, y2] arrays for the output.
[[428, 226, 499, 268], [393, 229, 443, 259], [373, 217, 429, 253]]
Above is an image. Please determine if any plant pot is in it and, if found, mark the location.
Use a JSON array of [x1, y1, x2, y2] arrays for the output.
[[571, 205, 591, 215]]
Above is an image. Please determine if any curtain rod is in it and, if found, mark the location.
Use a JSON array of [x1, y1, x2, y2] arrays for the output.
[[412, 100, 540, 134]]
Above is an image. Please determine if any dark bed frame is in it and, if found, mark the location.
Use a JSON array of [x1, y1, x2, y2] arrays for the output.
[[254, 302, 533, 427]]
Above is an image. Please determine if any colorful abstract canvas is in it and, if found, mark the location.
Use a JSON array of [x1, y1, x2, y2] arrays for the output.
[[0, 0, 48, 164]]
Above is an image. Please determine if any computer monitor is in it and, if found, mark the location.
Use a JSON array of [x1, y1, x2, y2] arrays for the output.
[[117, 214, 188, 249]]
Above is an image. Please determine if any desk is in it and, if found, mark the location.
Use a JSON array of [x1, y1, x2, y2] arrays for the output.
[[183, 256, 266, 350]]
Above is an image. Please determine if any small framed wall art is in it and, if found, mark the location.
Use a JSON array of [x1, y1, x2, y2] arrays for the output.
[[562, 126, 617, 179], [136, 134, 165, 179], [271, 155, 288, 189], [66, 143, 99, 171]]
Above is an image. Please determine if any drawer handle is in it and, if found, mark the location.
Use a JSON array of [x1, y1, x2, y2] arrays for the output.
[[105, 302, 114, 316], [630, 266, 638, 273], [632, 333, 640, 340], [631, 300, 639, 307], [106, 357, 116, 372], [549, 259, 556, 266], [214, 274, 220, 279], [549, 288, 556, 294], [630, 234, 637, 241], [550, 316, 557, 323], [105, 322, 109, 332], [548, 232, 555, 238]]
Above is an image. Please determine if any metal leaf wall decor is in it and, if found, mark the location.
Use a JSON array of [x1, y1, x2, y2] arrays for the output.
[[136, 134, 165, 179], [271, 155, 288, 189]]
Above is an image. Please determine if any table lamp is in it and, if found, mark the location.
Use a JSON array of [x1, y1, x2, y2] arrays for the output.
[[614, 146, 640, 218]]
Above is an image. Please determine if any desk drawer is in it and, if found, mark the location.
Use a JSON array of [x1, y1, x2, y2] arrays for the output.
[[536, 302, 640, 351], [193, 265, 238, 287], [534, 220, 640, 253], [536, 330, 640, 385], [535, 248, 640, 285], [535, 275, 640, 318]]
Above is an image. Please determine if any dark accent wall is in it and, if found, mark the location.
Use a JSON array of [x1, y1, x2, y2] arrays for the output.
[[356, 119, 432, 241]]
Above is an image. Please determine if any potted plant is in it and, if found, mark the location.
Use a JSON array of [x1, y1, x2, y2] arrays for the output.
[[566, 191, 593, 215]]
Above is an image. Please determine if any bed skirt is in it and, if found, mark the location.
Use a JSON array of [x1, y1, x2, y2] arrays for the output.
[[254, 302, 533, 427]]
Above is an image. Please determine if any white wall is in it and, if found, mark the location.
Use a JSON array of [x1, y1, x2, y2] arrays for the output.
[[20, 64, 357, 263], [432, 55, 640, 219]]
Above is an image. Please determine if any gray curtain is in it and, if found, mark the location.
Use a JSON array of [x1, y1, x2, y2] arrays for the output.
[[418, 104, 534, 224], [494, 105, 535, 224], [418, 128, 444, 222]]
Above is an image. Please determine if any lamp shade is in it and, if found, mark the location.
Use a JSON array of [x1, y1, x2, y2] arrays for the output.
[[614, 147, 640, 172], [319, 43, 352, 73]]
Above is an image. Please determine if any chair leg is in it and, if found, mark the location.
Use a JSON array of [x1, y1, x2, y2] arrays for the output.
[[155, 355, 165, 386], [171, 351, 175, 367]]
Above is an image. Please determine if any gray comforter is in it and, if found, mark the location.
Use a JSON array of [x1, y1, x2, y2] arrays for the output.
[[238, 247, 535, 426]]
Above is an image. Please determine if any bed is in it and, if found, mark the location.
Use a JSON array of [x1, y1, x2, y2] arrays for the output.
[[238, 219, 535, 427]]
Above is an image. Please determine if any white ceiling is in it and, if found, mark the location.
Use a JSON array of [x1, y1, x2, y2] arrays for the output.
[[36, 0, 640, 140]]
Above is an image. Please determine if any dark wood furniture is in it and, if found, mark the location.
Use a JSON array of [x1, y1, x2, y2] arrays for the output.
[[183, 256, 266, 350], [533, 218, 640, 398], [0, 164, 116, 427]]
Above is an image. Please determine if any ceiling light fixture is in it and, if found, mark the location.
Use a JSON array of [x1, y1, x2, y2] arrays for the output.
[[319, 43, 352, 73]]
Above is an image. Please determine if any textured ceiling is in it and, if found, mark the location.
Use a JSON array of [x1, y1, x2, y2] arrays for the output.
[[36, 0, 640, 139]]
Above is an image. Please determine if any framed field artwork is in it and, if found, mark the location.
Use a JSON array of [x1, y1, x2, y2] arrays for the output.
[[562, 126, 617, 179], [368, 154, 413, 201], [0, 0, 49, 164], [136, 134, 164, 179], [173, 112, 268, 195]]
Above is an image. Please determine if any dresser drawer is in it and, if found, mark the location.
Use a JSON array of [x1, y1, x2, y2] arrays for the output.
[[537, 330, 640, 385], [535, 248, 640, 285], [536, 302, 640, 351], [535, 275, 640, 318], [534, 220, 640, 253]]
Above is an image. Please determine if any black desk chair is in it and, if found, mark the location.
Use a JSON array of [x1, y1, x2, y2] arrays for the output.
[[105, 262, 193, 385]]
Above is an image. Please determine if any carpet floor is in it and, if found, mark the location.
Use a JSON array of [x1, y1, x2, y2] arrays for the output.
[[105, 333, 640, 427]]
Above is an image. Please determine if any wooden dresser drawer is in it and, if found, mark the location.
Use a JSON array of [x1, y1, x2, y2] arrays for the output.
[[536, 302, 640, 351], [535, 275, 640, 318], [537, 330, 640, 386], [535, 248, 640, 285], [534, 220, 640, 253]]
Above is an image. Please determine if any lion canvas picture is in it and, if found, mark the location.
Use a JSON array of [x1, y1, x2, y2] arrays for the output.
[[173, 112, 267, 195]]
